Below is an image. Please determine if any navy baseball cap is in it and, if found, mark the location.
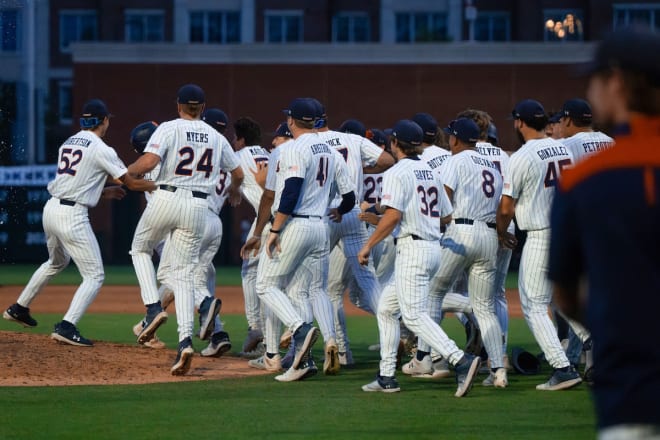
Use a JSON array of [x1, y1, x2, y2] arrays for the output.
[[560, 99, 593, 123], [411, 112, 438, 139], [487, 123, 499, 145], [391, 120, 423, 146], [81, 99, 110, 119], [443, 118, 480, 143], [511, 99, 546, 122], [366, 128, 388, 146], [338, 119, 366, 137], [202, 108, 229, 133], [274, 122, 292, 138], [177, 84, 205, 104], [579, 27, 660, 86], [283, 98, 316, 122], [548, 112, 563, 124]]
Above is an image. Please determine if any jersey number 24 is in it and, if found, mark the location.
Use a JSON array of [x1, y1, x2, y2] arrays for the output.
[[175, 147, 213, 178]]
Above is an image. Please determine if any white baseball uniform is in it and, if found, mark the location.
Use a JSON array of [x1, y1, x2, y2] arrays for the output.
[[131, 118, 230, 342], [561, 131, 614, 163], [503, 137, 575, 369], [17, 130, 127, 325], [376, 157, 466, 378]]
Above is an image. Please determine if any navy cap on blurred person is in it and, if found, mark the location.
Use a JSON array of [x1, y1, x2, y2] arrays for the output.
[[366, 128, 388, 147], [202, 108, 229, 133], [177, 84, 205, 104], [511, 99, 546, 123], [338, 119, 366, 137], [560, 99, 593, 123], [411, 112, 438, 143], [274, 122, 293, 138], [443, 118, 480, 143], [391, 120, 423, 146]]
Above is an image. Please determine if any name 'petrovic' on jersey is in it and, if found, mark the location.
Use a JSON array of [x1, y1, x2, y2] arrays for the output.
[[311, 143, 331, 154], [64, 137, 92, 148], [536, 145, 568, 160], [413, 169, 435, 181], [186, 132, 209, 143], [582, 141, 613, 154], [470, 155, 500, 170]]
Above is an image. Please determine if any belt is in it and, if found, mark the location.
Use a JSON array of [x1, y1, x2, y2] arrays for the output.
[[159, 184, 208, 199], [59, 199, 76, 206], [441, 225, 446, 234], [454, 218, 496, 229], [291, 214, 322, 219], [394, 234, 423, 245]]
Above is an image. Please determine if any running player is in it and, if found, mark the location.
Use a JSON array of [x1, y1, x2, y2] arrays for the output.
[[3, 99, 155, 346]]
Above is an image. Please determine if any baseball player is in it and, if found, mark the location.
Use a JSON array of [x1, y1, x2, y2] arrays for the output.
[[555, 98, 614, 162], [127, 84, 244, 375], [253, 98, 356, 382], [358, 119, 481, 396], [496, 99, 582, 390], [3, 99, 155, 346]]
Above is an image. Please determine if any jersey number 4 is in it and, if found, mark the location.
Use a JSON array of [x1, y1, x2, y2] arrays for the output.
[[418, 185, 440, 217], [544, 159, 572, 188], [175, 147, 213, 178], [316, 156, 329, 186]]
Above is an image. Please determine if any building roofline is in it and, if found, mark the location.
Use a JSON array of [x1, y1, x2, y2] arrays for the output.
[[71, 42, 597, 65]]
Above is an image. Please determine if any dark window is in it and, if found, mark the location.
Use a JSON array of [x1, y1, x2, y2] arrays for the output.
[[265, 12, 303, 43], [396, 12, 448, 43], [475, 12, 510, 41], [190, 11, 241, 43], [59, 11, 98, 52], [333, 12, 370, 42], [1, 10, 18, 52], [125, 10, 165, 42]]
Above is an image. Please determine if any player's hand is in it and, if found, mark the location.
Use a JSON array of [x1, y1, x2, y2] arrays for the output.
[[228, 187, 242, 207], [357, 246, 370, 266], [358, 212, 379, 226], [328, 208, 342, 223], [241, 236, 261, 259], [102, 186, 127, 200], [359, 201, 371, 212], [498, 231, 518, 250], [265, 233, 281, 258]]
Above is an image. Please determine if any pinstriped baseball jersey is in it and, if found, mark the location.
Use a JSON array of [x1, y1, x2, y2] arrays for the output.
[[420, 145, 451, 177], [208, 170, 231, 215], [318, 131, 382, 208], [48, 130, 127, 207], [145, 119, 239, 193], [561, 131, 614, 163], [362, 172, 383, 204], [276, 132, 354, 217], [236, 145, 270, 211], [503, 138, 574, 230], [381, 158, 452, 240], [440, 150, 502, 222], [265, 140, 292, 192], [476, 142, 510, 178]]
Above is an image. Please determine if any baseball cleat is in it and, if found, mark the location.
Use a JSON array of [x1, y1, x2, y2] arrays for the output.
[[50, 321, 93, 347], [248, 353, 283, 372], [274, 357, 317, 382], [291, 323, 319, 370], [536, 367, 582, 391], [198, 297, 222, 341], [201, 331, 232, 357], [238, 341, 266, 359], [454, 354, 481, 397], [323, 338, 340, 375], [241, 327, 264, 353], [132, 320, 166, 349], [483, 368, 508, 388], [137, 309, 168, 345], [338, 350, 355, 366], [3, 303, 38, 328], [415, 357, 452, 379], [171, 338, 194, 376], [362, 375, 401, 393], [402, 355, 433, 376]]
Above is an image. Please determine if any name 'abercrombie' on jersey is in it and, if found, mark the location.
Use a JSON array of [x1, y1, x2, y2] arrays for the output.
[[186, 132, 209, 143], [537, 145, 569, 160], [311, 143, 331, 154]]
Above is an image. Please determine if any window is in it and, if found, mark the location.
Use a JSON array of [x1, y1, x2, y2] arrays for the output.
[[0, 9, 19, 52], [265, 11, 303, 43], [544, 9, 584, 41], [395, 12, 448, 43], [60, 10, 98, 52], [333, 12, 370, 42], [475, 12, 510, 41], [614, 4, 660, 32], [125, 10, 165, 42], [190, 11, 241, 43], [58, 81, 72, 125]]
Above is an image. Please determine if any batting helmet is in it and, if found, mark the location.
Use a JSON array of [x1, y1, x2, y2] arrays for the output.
[[511, 347, 541, 375], [130, 121, 158, 154]]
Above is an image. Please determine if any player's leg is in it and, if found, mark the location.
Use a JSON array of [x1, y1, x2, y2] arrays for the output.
[[194, 212, 223, 341], [241, 220, 266, 351], [327, 243, 353, 355], [494, 246, 513, 356]]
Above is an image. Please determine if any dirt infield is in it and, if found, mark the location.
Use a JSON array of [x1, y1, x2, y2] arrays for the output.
[[0, 285, 522, 387]]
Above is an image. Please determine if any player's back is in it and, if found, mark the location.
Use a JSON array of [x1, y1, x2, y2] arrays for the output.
[[148, 118, 223, 194], [562, 131, 614, 163], [208, 170, 231, 214], [236, 145, 270, 211], [48, 130, 125, 207], [441, 150, 502, 222], [508, 137, 573, 230], [420, 145, 451, 176], [476, 142, 510, 178]]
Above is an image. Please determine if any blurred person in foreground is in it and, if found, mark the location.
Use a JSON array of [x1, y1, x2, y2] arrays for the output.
[[549, 28, 660, 440]]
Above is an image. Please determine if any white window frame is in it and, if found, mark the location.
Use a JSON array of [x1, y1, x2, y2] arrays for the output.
[[0, 9, 20, 52], [59, 10, 98, 53], [58, 81, 73, 126], [189, 10, 241, 43], [543, 9, 584, 42], [264, 10, 303, 43], [613, 3, 660, 31], [124, 9, 165, 42], [332, 12, 371, 43], [395, 12, 448, 43], [475, 11, 510, 42]]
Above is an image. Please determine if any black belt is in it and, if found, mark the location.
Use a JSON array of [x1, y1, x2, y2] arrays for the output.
[[159, 184, 208, 199], [454, 218, 496, 229], [291, 214, 322, 219], [59, 199, 76, 206], [394, 234, 423, 245], [441, 225, 446, 233]]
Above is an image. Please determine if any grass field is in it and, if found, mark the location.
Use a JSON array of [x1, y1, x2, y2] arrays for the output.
[[0, 265, 592, 439]]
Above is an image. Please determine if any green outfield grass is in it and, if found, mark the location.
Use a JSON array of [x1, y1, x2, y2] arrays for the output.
[[0, 313, 595, 440]]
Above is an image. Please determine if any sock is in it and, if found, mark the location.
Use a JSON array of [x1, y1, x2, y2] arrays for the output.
[[416, 350, 430, 361]]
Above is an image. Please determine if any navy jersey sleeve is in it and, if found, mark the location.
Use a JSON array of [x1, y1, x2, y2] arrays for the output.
[[548, 185, 583, 287]]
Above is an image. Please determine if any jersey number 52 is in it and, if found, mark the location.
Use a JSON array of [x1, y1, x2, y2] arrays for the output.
[[57, 148, 83, 176]]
